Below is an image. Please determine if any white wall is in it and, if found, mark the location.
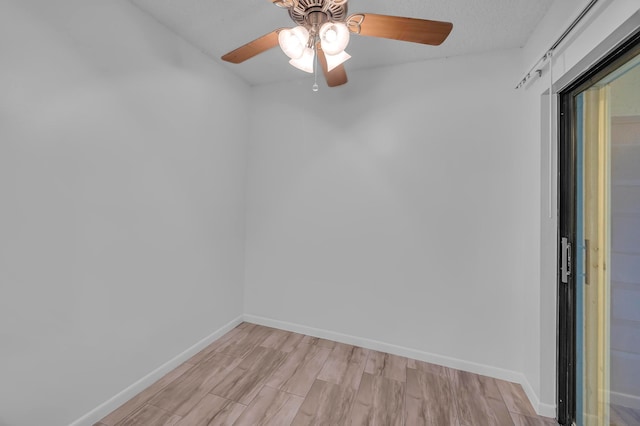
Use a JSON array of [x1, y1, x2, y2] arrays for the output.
[[243, 0, 640, 417], [245, 50, 527, 376], [0, 1, 249, 425], [518, 0, 640, 415]]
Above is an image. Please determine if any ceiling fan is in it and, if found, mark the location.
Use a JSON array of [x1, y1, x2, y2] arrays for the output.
[[221, 0, 453, 89]]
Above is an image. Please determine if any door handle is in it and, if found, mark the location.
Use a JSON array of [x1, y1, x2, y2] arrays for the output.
[[584, 239, 590, 285], [561, 237, 572, 284]]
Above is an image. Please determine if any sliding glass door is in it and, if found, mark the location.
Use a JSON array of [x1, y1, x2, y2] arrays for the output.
[[558, 33, 640, 426]]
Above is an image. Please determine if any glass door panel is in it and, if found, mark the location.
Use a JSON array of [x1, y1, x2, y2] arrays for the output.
[[575, 51, 640, 426]]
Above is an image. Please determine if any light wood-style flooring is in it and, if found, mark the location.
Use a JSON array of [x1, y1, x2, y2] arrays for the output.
[[97, 323, 558, 425]]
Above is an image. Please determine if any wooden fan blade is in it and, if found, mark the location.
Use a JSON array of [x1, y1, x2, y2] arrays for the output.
[[316, 45, 348, 87], [221, 29, 282, 64], [350, 13, 453, 46]]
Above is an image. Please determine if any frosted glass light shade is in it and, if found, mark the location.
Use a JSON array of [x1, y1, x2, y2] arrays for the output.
[[325, 50, 351, 72], [278, 26, 309, 59], [319, 22, 349, 55], [289, 47, 315, 73]]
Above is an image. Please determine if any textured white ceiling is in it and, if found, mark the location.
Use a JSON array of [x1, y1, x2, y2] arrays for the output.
[[129, 0, 554, 86]]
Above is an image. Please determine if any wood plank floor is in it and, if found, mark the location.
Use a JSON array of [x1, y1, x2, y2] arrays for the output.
[[97, 323, 558, 425]]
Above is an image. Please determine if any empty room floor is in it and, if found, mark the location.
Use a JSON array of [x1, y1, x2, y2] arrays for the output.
[[96, 323, 557, 426]]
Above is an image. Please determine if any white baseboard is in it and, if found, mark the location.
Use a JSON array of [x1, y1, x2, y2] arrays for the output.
[[611, 390, 640, 410], [519, 376, 557, 418], [68, 315, 243, 426], [244, 314, 557, 419]]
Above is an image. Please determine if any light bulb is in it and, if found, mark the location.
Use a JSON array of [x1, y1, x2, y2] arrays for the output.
[[278, 26, 309, 59], [325, 50, 351, 72], [320, 22, 349, 56], [325, 28, 337, 43], [289, 47, 314, 73]]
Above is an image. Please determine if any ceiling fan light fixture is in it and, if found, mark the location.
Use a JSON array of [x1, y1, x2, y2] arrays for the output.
[[319, 22, 349, 55], [289, 47, 315, 73], [221, 0, 454, 89], [278, 26, 309, 59], [325, 50, 351, 72]]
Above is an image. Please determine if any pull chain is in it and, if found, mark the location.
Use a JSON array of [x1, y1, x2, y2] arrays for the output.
[[312, 45, 319, 92]]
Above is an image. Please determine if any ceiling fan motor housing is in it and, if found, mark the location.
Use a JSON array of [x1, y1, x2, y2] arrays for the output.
[[289, 0, 348, 26]]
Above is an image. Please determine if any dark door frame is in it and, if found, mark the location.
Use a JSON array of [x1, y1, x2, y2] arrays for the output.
[[557, 30, 640, 426]]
